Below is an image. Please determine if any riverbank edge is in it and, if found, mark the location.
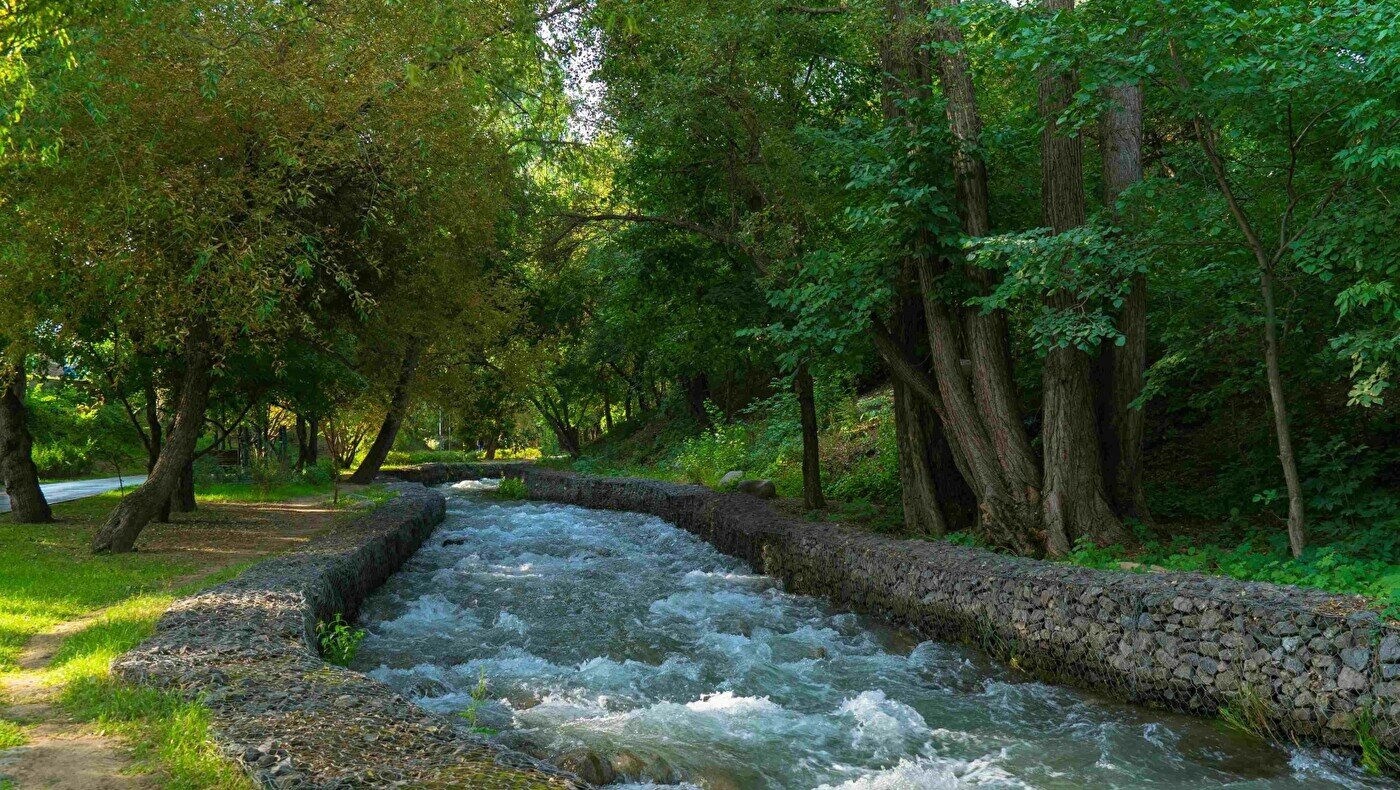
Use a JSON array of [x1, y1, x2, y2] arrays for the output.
[[399, 463, 1400, 759], [111, 482, 580, 789]]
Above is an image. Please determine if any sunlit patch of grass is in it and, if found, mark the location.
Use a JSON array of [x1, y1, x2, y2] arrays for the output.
[[48, 580, 254, 788], [0, 487, 318, 788], [0, 717, 25, 748], [195, 480, 334, 504], [62, 678, 250, 789], [0, 493, 194, 673]]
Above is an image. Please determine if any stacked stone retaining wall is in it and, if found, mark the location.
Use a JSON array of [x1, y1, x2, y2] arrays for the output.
[[403, 463, 1400, 756], [113, 482, 579, 789]]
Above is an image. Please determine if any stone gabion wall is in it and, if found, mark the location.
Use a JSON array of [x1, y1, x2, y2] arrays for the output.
[[403, 463, 1400, 754], [113, 482, 579, 789]]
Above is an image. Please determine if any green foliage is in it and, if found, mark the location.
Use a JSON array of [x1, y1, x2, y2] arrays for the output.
[[570, 385, 903, 510], [1356, 711, 1400, 776], [0, 718, 25, 748], [24, 382, 142, 478], [1063, 513, 1400, 618], [315, 614, 365, 667], [457, 668, 496, 735], [194, 458, 336, 502], [491, 477, 528, 501]]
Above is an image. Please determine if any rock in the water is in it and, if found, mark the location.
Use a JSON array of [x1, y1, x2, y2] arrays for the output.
[[610, 750, 677, 783], [735, 479, 776, 499], [556, 749, 617, 785], [717, 470, 745, 488]]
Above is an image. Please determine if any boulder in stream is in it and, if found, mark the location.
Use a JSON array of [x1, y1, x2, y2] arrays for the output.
[[555, 749, 617, 785]]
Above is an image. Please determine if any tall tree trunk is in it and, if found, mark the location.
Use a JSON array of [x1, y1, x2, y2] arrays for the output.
[[878, 0, 1042, 554], [886, 281, 977, 535], [143, 382, 163, 473], [1038, 0, 1123, 556], [295, 413, 309, 471], [170, 458, 197, 513], [307, 415, 319, 466], [1094, 80, 1150, 522], [92, 327, 212, 553], [350, 338, 424, 485], [0, 361, 53, 523], [794, 363, 826, 510], [930, 5, 1041, 496], [683, 374, 710, 427], [1170, 45, 1307, 557], [485, 435, 499, 460], [1260, 266, 1307, 557]]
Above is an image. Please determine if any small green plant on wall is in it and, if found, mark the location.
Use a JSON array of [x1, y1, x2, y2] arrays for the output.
[[492, 477, 528, 500], [458, 668, 497, 735], [316, 614, 366, 666]]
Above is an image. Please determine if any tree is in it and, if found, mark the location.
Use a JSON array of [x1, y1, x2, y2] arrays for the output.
[[0, 355, 53, 523]]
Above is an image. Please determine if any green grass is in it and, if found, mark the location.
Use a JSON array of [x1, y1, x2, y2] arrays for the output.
[[382, 447, 542, 469], [194, 480, 334, 503], [0, 717, 25, 748], [0, 493, 196, 673], [45, 581, 254, 789], [0, 484, 341, 788]]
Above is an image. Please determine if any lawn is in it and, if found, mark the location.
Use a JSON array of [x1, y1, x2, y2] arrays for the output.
[[0, 484, 352, 788]]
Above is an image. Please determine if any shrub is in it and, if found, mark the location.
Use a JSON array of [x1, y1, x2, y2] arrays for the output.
[[492, 477, 528, 500], [316, 614, 365, 666], [458, 668, 496, 735]]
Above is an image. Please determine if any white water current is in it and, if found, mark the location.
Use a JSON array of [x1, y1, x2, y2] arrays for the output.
[[351, 480, 1394, 789]]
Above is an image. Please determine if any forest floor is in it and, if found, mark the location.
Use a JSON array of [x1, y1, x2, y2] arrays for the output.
[[0, 487, 367, 789]]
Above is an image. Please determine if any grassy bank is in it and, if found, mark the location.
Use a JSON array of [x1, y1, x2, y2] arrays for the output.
[[559, 391, 1400, 618], [0, 482, 358, 787]]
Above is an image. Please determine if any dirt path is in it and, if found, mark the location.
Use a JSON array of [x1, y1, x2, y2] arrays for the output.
[[0, 496, 342, 789]]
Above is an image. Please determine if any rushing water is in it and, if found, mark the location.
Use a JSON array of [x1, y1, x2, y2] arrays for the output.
[[352, 481, 1391, 789]]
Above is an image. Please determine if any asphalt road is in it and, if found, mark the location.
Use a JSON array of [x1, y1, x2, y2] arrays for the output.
[[0, 475, 147, 514]]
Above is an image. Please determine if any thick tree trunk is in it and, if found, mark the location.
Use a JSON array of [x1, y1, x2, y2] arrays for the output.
[[1039, 0, 1124, 555], [683, 374, 710, 427], [485, 435, 499, 460], [307, 415, 319, 466], [794, 363, 826, 510], [879, 0, 1041, 553], [170, 458, 197, 513], [1094, 81, 1150, 522], [350, 338, 424, 485], [295, 414, 309, 471], [92, 328, 212, 553], [1, 362, 53, 523]]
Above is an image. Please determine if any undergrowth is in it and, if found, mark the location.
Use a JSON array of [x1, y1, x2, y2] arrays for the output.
[[0, 717, 24, 748], [488, 477, 529, 500], [316, 614, 366, 666], [567, 387, 1400, 614]]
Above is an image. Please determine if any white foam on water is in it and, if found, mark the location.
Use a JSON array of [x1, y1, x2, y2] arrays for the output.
[[814, 754, 1027, 789], [350, 484, 1389, 789]]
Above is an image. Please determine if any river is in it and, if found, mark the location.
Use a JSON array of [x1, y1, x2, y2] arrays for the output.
[[351, 480, 1390, 789]]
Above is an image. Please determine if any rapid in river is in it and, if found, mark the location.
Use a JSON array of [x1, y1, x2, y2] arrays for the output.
[[351, 480, 1391, 789]]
